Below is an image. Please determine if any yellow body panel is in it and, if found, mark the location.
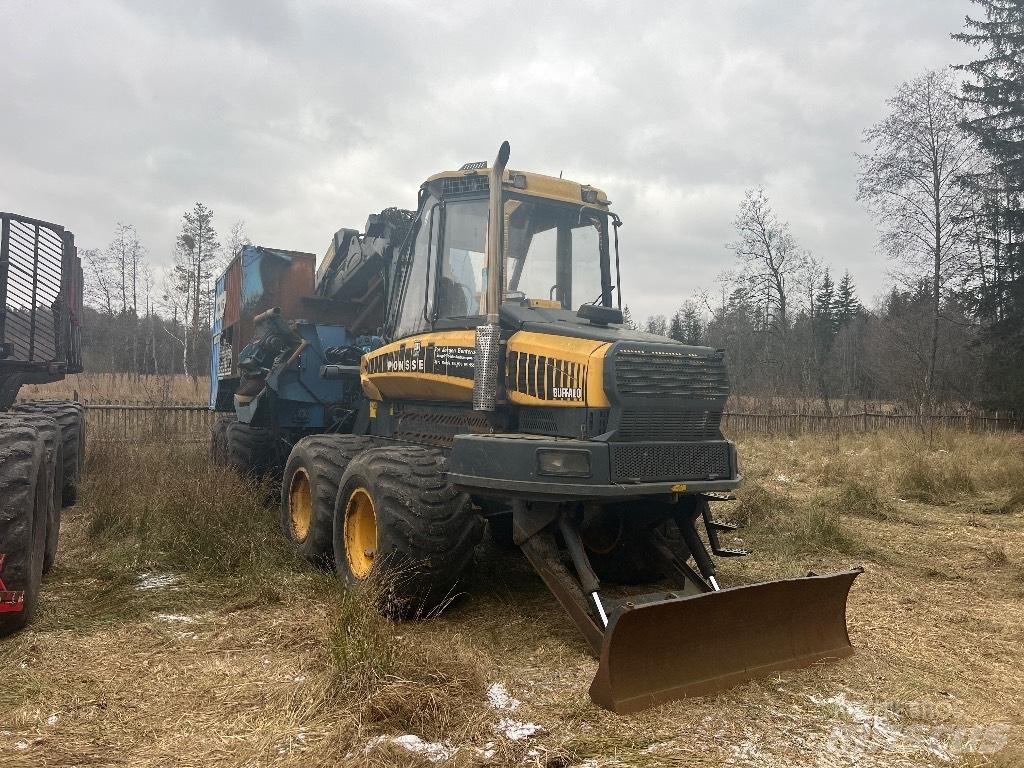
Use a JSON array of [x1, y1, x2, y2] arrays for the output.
[[362, 329, 612, 409], [505, 332, 611, 408], [362, 330, 478, 402]]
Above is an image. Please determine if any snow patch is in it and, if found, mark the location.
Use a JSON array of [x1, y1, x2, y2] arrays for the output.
[[154, 613, 194, 623], [776, 474, 792, 484], [136, 572, 180, 590], [45, 714, 59, 726], [487, 682, 521, 711], [366, 734, 458, 763], [496, 718, 545, 741]]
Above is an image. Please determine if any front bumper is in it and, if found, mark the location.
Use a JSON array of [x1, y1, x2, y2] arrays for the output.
[[448, 433, 741, 500]]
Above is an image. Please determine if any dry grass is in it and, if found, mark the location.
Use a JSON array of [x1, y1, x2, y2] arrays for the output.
[[18, 373, 208, 405], [1, 430, 1022, 766]]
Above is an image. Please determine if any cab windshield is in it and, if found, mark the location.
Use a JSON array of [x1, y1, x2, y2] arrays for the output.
[[438, 195, 612, 318]]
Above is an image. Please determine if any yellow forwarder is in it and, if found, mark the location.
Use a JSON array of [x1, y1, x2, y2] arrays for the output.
[[210, 143, 861, 713]]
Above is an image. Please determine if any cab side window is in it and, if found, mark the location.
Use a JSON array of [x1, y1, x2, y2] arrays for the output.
[[393, 203, 439, 339]]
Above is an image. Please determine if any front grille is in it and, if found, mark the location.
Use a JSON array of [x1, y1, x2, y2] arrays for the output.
[[610, 442, 732, 482], [613, 347, 729, 400], [441, 175, 488, 197], [617, 409, 722, 441]]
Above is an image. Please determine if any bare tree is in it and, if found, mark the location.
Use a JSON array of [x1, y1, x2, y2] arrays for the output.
[[857, 68, 981, 400], [728, 188, 806, 331]]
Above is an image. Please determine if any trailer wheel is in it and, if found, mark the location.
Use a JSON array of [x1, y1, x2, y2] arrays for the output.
[[226, 421, 278, 478], [0, 422, 48, 637], [12, 401, 84, 506], [333, 446, 483, 619], [281, 435, 383, 566], [0, 413, 63, 574], [582, 502, 674, 585], [209, 414, 235, 466]]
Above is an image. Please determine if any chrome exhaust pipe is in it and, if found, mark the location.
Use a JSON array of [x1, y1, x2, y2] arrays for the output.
[[473, 141, 510, 412]]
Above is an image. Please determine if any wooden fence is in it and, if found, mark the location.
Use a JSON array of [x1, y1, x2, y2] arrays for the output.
[[76, 404, 1023, 443]]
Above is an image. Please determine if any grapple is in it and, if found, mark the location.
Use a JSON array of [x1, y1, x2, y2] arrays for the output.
[[513, 498, 862, 715]]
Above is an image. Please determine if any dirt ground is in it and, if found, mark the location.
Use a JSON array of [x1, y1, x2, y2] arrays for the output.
[[1, 432, 1022, 767]]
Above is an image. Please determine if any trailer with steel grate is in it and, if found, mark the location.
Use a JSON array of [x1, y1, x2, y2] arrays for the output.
[[0, 212, 86, 637]]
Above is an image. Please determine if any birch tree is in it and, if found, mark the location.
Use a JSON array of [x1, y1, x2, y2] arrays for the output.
[[857, 68, 981, 400]]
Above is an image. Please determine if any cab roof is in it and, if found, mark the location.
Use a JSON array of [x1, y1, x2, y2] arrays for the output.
[[425, 165, 611, 211]]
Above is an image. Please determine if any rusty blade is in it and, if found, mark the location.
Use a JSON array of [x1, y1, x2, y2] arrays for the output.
[[589, 569, 862, 714]]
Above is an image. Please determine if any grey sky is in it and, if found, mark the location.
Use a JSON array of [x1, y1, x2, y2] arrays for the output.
[[1, 0, 971, 320]]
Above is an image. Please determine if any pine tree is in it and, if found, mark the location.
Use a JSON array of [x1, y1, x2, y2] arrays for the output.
[[172, 203, 220, 381], [668, 311, 685, 342], [953, 0, 1024, 409], [835, 271, 861, 326], [814, 270, 836, 330], [621, 304, 636, 330]]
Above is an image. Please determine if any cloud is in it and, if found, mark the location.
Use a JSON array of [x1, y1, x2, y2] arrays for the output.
[[0, 0, 969, 317]]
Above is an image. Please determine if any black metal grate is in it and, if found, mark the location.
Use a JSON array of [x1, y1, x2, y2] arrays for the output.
[[613, 347, 729, 399], [610, 441, 732, 482], [441, 175, 489, 197], [1, 217, 63, 362], [616, 408, 722, 441]]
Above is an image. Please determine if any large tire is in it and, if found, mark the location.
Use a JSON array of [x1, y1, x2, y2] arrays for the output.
[[210, 413, 235, 466], [0, 421, 48, 637], [0, 413, 62, 574], [226, 421, 278, 478], [333, 446, 483, 618], [281, 435, 383, 566], [12, 401, 84, 506]]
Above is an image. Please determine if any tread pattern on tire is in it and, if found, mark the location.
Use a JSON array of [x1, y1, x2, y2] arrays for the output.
[[335, 445, 483, 618], [0, 421, 47, 637], [0, 413, 62, 574], [226, 421, 278, 477], [281, 434, 384, 565], [12, 401, 84, 506]]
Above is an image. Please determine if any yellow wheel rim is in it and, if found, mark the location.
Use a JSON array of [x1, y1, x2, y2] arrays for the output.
[[288, 468, 313, 541], [344, 487, 377, 579]]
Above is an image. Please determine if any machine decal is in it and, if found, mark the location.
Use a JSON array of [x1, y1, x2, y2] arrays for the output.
[[0, 554, 25, 614], [366, 343, 476, 380]]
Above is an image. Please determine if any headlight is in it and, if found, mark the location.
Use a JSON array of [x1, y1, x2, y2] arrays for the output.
[[537, 449, 591, 477]]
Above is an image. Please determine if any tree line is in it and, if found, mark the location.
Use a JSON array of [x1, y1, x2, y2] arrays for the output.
[[631, 1, 1024, 414], [81, 204, 247, 382]]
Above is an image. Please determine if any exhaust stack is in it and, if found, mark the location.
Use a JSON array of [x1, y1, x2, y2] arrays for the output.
[[473, 141, 510, 412]]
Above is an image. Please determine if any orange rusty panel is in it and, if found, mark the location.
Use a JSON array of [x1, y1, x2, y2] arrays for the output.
[[278, 254, 315, 320], [223, 258, 242, 327]]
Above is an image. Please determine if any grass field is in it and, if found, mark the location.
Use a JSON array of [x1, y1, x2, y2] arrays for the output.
[[18, 373, 209, 405], [0, 431, 1022, 766]]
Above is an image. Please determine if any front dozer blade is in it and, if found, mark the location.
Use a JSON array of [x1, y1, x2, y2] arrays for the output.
[[589, 569, 862, 714]]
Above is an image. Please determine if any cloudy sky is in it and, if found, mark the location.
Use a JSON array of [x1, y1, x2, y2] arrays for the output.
[[2, 0, 973, 319]]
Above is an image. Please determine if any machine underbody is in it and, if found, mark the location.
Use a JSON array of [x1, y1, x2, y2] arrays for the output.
[[509, 497, 861, 713]]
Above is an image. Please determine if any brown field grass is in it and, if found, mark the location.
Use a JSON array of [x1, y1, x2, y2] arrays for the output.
[[19, 373, 209, 405], [0, 431, 1022, 766]]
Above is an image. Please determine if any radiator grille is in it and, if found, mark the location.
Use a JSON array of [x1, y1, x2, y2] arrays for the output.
[[613, 347, 729, 400], [616, 409, 722, 441], [610, 442, 731, 482]]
